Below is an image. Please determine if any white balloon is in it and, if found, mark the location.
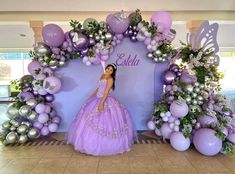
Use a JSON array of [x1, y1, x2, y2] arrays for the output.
[[147, 121, 156, 130], [155, 128, 162, 136], [174, 120, 180, 126], [165, 111, 171, 117], [160, 112, 166, 117], [162, 116, 168, 122], [173, 125, 179, 132], [169, 123, 174, 129]]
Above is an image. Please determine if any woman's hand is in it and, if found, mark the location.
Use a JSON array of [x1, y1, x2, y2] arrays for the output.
[[98, 102, 104, 112]]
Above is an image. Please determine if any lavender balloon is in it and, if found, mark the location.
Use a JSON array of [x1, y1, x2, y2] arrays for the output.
[[193, 128, 222, 156], [42, 24, 65, 47], [41, 126, 49, 136], [197, 115, 218, 127], [180, 72, 197, 84], [38, 113, 49, 124], [28, 61, 43, 76], [163, 71, 176, 85], [151, 11, 172, 32], [170, 132, 190, 151], [69, 31, 89, 51], [52, 116, 61, 124], [48, 123, 58, 132], [160, 123, 173, 139], [17, 92, 35, 102], [106, 12, 130, 34], [35, 103, 46, 114], [45, 94, 55, 102], [147, 121, 156, 130], [227, 132, 235, 143], [43, 76, 62, 94], [33, 121, 43, 130], [170, 100, 189, 118]]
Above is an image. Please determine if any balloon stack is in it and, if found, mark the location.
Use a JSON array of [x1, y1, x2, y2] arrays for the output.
[[148, 41, 235, 156]]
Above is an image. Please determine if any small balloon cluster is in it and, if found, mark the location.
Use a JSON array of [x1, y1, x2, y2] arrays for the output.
[[148, 43, 235, 156], [0, 71, 61, 145]]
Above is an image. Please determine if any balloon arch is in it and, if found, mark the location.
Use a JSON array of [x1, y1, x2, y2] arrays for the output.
[[1, 10, 235, 156]]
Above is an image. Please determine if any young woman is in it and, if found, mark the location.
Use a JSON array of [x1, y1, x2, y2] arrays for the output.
[[67, 63, 135, 156]]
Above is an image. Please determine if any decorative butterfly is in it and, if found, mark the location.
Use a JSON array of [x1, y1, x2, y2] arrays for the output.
[[187, 20, 220, 65]]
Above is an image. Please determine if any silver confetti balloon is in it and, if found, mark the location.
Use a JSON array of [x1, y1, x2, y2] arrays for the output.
[[27, 111, 38, 121], [192, 93, 198, 98], [2, 121, 11, 129], [17, 124, 28, 135], [49, 60, 58, 66], [19, 105, 31, 117], [18, 135, 28, 144], [199, 84, 205, 89], [6, 132, 19, 144], [27, 128, 40, 139], [147, 52, 153, 58], [194, 82, 199, 87], [185, 85, 194, 93], [7, 104, 19, 119], [34, 42, 51, 57], [50, 65, 58, 70], [197, 95, 204, 101], [194, 87, 200, 93], [10, 126, 16, 131], [26, 98, 37, 108], [105, 33, 112, 41], [42, 62, 48, 67], [10, 119, 20, 127], [59, 61, 65, 67], [192, 99, 198, 105], [155, 50, 162, 56], [185, 96, 192, 104], [21, 121, 32, 128], [197, 100, 204, 105]]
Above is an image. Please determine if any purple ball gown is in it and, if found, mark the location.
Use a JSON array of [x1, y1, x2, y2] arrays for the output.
[[67, 79, 135, 156]]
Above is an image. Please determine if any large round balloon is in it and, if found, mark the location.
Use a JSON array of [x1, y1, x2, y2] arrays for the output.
[[193, 128, 222, 156], [42, 24, 65, 47], [27, 61, 43, 76], [170, 100, 189, 118], [69, 31, 89, 51], [83, 18, 98, 30], [170, 132, 190, 151], [151, 11, 172, 32], [43, 76, 62, 94], [106, 12, 130, 34]]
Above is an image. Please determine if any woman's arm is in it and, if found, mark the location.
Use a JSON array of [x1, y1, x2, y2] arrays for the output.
[[98, 78, 113, 112]]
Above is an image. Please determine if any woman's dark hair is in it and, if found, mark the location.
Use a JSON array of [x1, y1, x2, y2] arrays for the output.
[[106, 63, 117, 90]]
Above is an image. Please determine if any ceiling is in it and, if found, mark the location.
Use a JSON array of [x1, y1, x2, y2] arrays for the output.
[[0, 0, 235, 52]]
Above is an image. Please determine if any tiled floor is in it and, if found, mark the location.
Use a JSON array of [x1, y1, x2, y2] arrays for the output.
[[0, 132, 235, 174]]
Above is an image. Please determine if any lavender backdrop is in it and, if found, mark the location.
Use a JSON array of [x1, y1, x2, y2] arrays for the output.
[[54, 38, 168, 131]]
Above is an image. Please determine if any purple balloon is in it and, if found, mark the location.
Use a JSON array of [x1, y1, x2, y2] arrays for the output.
[[49, 110, 56, 117], [28, 61, 43, 76], [193, 128, 222, 156], [43, 67, 54, 76], [17, 92, 35, 101], [160, 123, 173, 139], [88, 38, 96, 46], [52, 116, 61, 124], [45, 94, 55, 102], [170, 101, 189, 118], [170, 132, 190, 151], [44, 105, 51, 114], [38, 113, 49, 123], [69, 31, 89, 51], [33, 121, 43, 130], [42, 24, 65, 47], [157, 22, 165, 33], [180, 72, 197, 84], [43, 76, 62, 94], [38, 87, 48, 95], [35, 103, 46, 114], [106, 12, 130, 34], [41, 126, 49, 136], [163, 71, 176, 85], [227, 132, 235, 143], [48, 123, 58, 132], [151, 11, 172, 32], [197, 115, 218, 127]]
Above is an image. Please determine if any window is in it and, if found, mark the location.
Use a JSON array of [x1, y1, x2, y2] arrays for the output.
[[0, 52, 31, 84]]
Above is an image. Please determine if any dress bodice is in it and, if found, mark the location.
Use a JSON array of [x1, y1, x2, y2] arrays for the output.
[[96, 79, 107, 98]]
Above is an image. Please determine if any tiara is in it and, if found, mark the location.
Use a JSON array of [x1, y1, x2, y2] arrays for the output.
[[110, 63, 117, 70]]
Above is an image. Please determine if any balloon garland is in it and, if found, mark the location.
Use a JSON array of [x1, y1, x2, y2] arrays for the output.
[[147, 21, 235, 156], [0, 10, 175, 145]]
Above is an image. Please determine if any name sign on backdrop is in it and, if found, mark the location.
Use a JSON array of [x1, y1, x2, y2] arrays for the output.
[[54, 38, 168, 131]]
